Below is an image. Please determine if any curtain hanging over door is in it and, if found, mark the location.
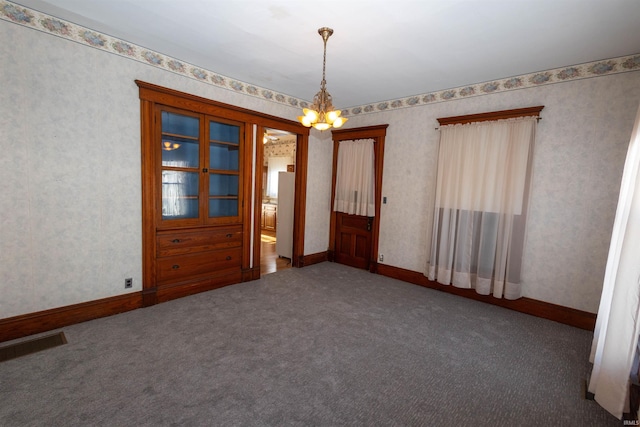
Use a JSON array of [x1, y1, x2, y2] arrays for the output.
[[334, 138, 376, 217], [426, 116, 536, 299], [588, 103, 640, 419]]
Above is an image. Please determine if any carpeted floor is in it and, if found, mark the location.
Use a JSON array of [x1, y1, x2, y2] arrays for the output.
[[0, 262, 620, 426]]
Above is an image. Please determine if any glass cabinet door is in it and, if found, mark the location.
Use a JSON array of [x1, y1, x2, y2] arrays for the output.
[[157, 108, 243, 225], [160, 110, 201, 221], [208, 119, 242, 220]]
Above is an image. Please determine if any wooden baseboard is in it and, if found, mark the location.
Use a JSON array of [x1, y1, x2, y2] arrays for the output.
[[301, 251, 328, 267], [376, 263, 597, 331], [0, 292, 143, 343]]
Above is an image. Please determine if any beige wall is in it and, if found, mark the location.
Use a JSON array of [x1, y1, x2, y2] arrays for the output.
[[0, 19, 326, 318], [344, 72, 640, 312], [2, 8, 639, 320]]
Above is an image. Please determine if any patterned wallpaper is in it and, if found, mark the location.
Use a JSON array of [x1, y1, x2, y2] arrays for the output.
[[2, 0, 640, 317], [0, 13, 309, 319], [2, 0, 639, 116], [348, 72, 640, 313], [263, 141, 296, 165]]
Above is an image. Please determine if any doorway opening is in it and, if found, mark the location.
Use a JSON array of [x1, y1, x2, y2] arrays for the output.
[[260, 127, 296, 275]]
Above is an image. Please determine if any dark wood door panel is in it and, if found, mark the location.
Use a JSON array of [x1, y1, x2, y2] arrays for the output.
[[334, 212, 372, 270], [338, 232, 351, 255], [341, 214, 369, 229], [355, 234, 369, 259]]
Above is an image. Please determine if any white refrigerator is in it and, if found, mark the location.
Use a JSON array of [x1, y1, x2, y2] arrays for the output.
[[276, 171, 295, 259]]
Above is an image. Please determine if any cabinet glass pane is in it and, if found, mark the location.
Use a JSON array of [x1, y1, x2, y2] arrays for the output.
[[209, 174, 239, 196], [163, 111, 199, 137], [162, 171, 199, 219], [210, 121, 239, 144], [209, 199, 238, 218], [210, 143, 239, 171], [161, 136, 199, 168], [162, 112, 199, 168]]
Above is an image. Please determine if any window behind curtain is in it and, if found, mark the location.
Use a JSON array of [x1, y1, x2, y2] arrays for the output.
[[426, 116, 537, 299]]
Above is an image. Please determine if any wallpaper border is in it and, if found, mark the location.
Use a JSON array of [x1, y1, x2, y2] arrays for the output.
[[3, 0, 640, 117]]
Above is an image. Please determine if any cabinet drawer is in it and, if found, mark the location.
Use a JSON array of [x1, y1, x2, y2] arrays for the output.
[[157, 227, 242, 257], [156, 248, 242, 284]]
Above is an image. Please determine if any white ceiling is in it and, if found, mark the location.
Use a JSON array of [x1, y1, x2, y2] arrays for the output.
[[13, 0, 640, 108]]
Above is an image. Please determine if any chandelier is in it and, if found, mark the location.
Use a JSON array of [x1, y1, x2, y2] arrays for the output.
[[162, 141, 180, 151], [298, 27, 347, 131]]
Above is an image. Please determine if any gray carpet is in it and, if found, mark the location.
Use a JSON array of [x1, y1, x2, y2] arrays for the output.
[[0, 262, 619, 426]]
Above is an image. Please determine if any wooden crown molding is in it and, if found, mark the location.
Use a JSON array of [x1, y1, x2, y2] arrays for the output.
[[437, 106, 544, 126]]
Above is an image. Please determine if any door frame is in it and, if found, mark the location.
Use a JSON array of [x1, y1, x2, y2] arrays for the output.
[[329, 125, 388, 273], [253, 122, 310, 276]]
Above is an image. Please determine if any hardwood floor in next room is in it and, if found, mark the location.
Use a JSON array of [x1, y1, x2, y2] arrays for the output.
[[260, 230, 291, 276]]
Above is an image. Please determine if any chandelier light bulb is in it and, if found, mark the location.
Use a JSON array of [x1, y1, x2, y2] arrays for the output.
[[313, 122, 331, 131]]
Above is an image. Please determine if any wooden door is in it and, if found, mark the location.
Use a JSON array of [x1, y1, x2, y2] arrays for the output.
[[334, 212, 373, 269], [330, 125, 388, 273]]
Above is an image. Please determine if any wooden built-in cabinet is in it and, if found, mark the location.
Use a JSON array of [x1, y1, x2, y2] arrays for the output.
[[137, 80, 310, 305], [139, 87, 247, 305]]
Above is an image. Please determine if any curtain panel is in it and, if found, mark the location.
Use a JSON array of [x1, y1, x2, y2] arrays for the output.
[[588, 103, 640, 419], [427, 117, 537, 299], [334, 139, 376, 217]]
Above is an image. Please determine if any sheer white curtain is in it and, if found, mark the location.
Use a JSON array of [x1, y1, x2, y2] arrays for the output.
[[427, 117, 536, 299], [588, 103, 640, 419], [334, 139, 375, 216]]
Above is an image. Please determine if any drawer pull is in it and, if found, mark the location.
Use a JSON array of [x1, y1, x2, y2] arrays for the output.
[[172, 264, 180, 269], [226, 234, 233, 238], [172, 239, 181, 243], [226, 256, 232, 260]]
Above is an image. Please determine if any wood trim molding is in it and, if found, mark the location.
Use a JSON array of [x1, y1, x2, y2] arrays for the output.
[[136, 80, 302, 125], [292, 132, 309, 268], [242, 267, 261, 282], [241, 120, 254, 275], [331, 124, 390, 139], [437, 106, 544, 126], [140, 97, 157, 308], [376, 263, 596, 331], [301, 251, 329, 267], [0, 293, 143, 343], [252, 125, 265, 273]]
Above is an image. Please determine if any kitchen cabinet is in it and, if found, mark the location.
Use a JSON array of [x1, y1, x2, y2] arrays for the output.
[[262, 204, 277, 231]]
